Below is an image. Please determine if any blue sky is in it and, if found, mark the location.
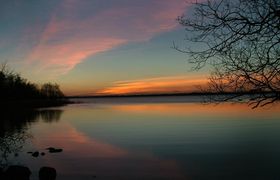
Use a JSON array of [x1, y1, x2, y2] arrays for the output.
[[0, 0, 209, 95]]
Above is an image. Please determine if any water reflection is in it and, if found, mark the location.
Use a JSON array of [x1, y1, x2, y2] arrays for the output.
[[110, 102, 280, 117], [40, 110, 63, 123], [56, 102, 280, 179], [1, 99, 280, 179], [28, 119, 187, 179], [0, 109, 63, 168]]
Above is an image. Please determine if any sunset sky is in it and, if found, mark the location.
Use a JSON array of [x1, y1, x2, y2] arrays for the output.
[[0, 0, 209, 95]]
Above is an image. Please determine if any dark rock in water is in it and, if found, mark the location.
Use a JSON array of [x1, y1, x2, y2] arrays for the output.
[[41, 152, 46, 156], [39, 167, 56, 180], [5, 165, 31, 180], [46, 147, 63, 153], [46, 147, 55, 151], [52, 149, 62, 153], [14, 153, 19, 157], [32, 151, 39, 157], [0, 167, 4, 179]]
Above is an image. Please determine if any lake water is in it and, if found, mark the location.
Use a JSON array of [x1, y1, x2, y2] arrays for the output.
[[1, 96, 280, 180]]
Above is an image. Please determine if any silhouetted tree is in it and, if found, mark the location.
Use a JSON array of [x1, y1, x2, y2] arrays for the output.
[[0, 64, 65, 101], [40, 83, 64, 99], [176, 0, 280, 108]]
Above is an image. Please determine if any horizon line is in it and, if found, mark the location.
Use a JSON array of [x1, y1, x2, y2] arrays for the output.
[[67, 91, 262, 98]]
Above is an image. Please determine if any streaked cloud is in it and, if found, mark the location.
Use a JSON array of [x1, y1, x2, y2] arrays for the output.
[[95, 75, 208, 95], [25, 0, 190, 76]]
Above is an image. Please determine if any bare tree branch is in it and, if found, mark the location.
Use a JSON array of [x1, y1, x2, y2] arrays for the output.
[[176, 0, 280, 108]]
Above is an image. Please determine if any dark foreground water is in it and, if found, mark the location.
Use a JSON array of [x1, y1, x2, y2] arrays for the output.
[[1, 96, 280, 180]]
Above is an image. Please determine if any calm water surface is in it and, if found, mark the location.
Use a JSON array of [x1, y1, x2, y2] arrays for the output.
[[1, 96, 280, 180]]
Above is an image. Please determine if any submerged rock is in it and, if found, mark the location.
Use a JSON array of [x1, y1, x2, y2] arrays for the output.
[[5, 165, 31, 180], [39, 167, 56, 180], [32, 151, 39, 157], [46, 147, 63, 153], [0, 167, 4, 179]]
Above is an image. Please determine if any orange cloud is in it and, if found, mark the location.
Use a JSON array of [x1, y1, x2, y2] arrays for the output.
[[95, 75, 208, 95], [24, 0, 191, 76]]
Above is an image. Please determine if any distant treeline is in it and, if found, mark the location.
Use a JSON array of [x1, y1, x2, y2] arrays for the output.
[[0, 64, 64, 101]]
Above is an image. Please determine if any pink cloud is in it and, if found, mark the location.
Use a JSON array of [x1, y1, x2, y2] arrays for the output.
[[25, 0, 190, 76], [28, 36, 127, 75]]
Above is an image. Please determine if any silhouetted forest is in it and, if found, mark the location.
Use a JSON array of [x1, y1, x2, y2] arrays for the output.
[[0, 64, 64, 100]]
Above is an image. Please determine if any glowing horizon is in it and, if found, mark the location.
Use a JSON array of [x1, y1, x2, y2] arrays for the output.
[[93, 75, 208, 96], [59, 75, 208, 96]]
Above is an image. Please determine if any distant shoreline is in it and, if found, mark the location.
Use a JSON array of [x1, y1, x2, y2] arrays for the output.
[[0, 99, 72, 109], [67, 92, 261, 99]]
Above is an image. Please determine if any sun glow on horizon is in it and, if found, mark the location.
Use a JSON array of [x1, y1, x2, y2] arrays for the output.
[[92, 75, 208, 96]]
